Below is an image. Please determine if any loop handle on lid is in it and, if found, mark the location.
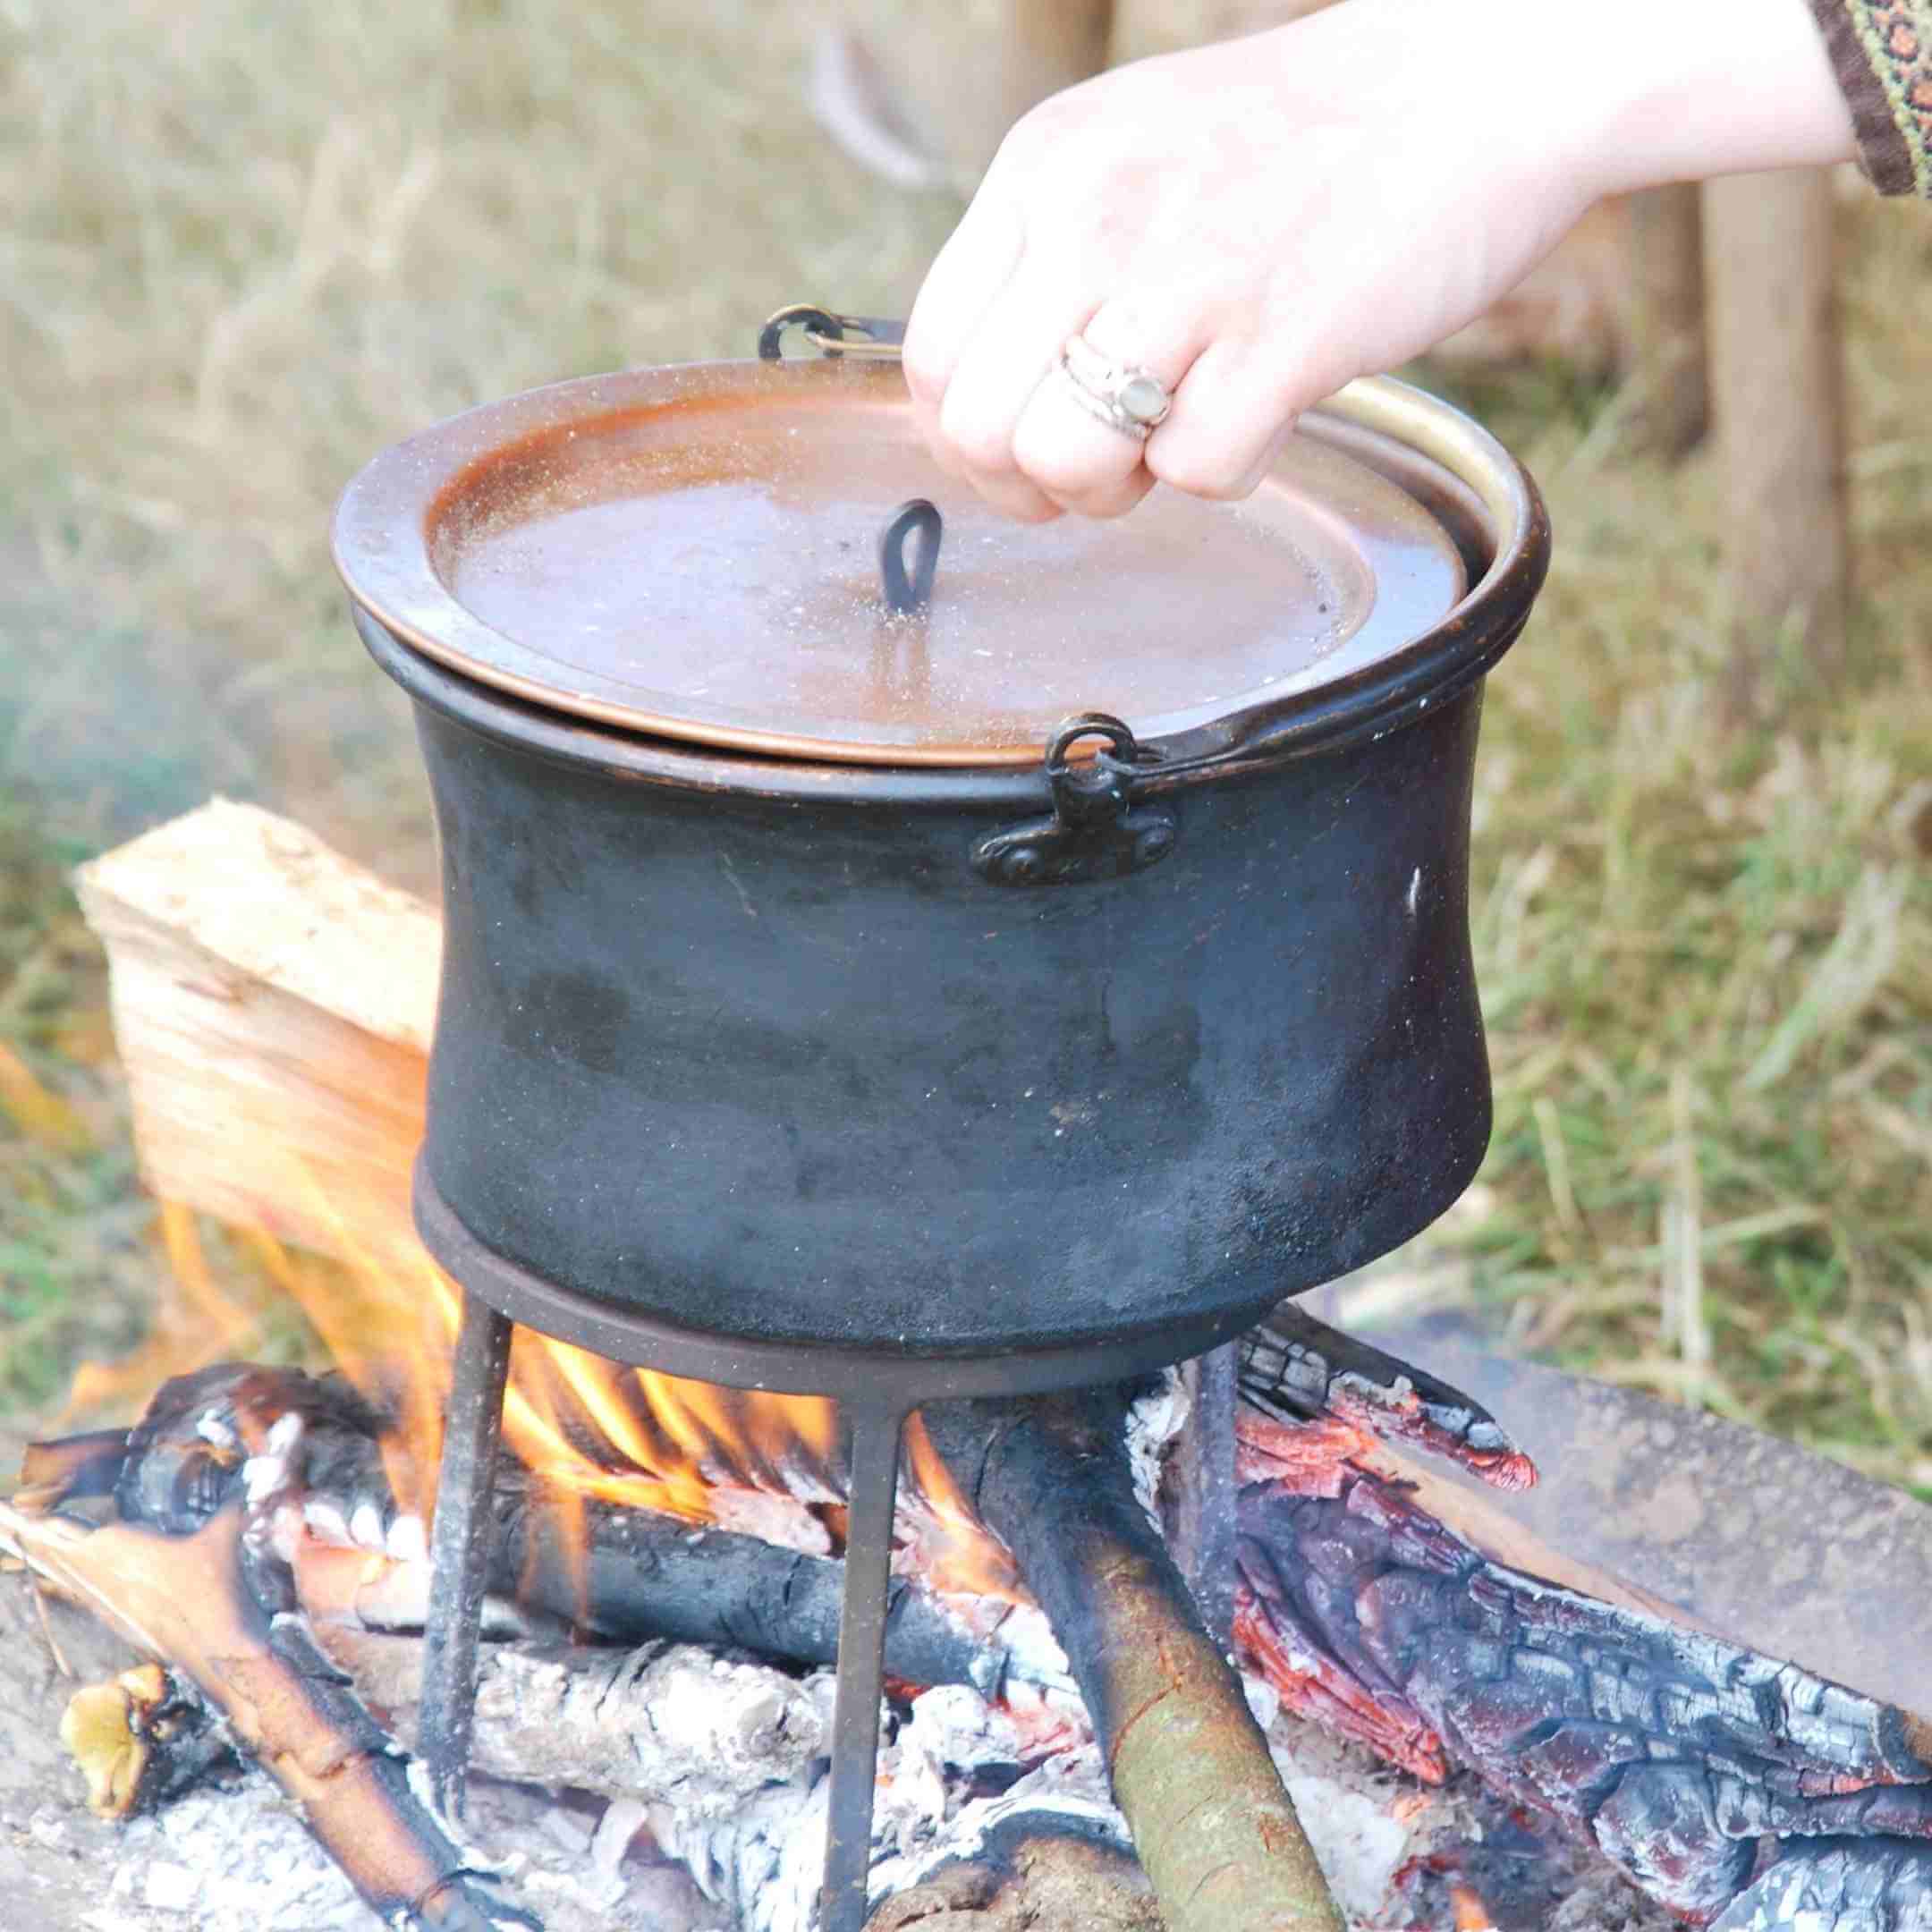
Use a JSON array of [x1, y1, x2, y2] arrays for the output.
[[878, 499, 942, 614]]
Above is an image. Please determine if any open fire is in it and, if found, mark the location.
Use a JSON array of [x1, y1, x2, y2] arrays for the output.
[[52, 1131, 1023, 1614], [7, 802, 1932, 1932]]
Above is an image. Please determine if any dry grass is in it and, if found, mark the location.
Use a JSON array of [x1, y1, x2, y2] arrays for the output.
[[1430, 196, 1932, 1490], [2, 0, 955, 858], [2, 1, 1929, 1492]]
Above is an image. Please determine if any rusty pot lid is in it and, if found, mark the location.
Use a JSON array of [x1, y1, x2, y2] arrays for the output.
[[333, 354, 1487, 769]]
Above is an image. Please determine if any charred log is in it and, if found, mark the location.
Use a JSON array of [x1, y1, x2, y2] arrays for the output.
[[21, 1346, 1932, 1931], [925, 1387, 1344, 1932], [1236, 1469, 1932, 1922], [0, 1501, 536, 1931], [82, 1361, 1063, 1703], [1712, 1837, 1932, 1932], [1240, 1304, 1534, 1489], [492, 1483, 1031, 1698], [317, 1626, 833, 1809]]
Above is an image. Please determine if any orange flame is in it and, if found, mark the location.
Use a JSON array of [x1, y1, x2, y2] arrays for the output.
[[58, 1167, 1021, 1607]]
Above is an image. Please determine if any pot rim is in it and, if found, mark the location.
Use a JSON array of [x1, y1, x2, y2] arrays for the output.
[[335, 362, 1548, 781]]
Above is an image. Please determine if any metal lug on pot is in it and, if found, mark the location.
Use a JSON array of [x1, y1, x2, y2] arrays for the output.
[[971, 713, 1178, 887]]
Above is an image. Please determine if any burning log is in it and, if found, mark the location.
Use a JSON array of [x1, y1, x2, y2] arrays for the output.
[[1236, 1472, 1932, 1920], [925, 1388, 1343, 1932], [0, 1497, 530, 1930]]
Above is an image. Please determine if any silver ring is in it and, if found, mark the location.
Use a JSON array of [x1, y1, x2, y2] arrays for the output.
[[1056, 334, 1174, 442]]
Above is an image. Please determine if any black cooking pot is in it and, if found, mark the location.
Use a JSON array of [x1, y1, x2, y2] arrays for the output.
[[336, 352, 1547, 1362]]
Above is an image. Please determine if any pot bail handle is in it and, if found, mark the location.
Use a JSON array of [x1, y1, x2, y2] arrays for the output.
[[759, 305, 907, 362], [972, 714, 1179, 887]]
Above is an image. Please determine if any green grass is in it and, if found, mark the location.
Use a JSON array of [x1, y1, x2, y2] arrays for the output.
[[1, 0, 1929, 1493], [1405, 195, 1932, 1487], [0, 792, 151, 1409]]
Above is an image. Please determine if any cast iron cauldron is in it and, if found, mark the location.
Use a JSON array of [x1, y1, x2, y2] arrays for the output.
[[335, 345, 1547, 1360]]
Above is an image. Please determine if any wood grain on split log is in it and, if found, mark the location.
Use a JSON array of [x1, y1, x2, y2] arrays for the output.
[[73, 798, 436, 1271], [926, 1391, 1343, 1932]]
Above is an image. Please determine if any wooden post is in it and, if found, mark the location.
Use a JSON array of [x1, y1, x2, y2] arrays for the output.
[[1704, 168, 1848, 713], [841, 0, 1114, 185], [1623, 185, 1709, 459], [1109, 0, 1335, 65]]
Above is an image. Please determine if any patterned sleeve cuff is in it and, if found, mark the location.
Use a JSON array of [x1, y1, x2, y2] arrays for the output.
[[1807, 0, 1932, 195]]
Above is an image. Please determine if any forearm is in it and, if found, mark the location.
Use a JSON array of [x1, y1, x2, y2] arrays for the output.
[[1496, 0, 1860, 201]]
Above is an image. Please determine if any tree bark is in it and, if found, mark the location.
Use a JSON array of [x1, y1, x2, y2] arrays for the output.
[[926, 1391, 1344, 1932], [1623, 185, 1709, 459], [840, 0, 1114, 184], [1107, 0, 1335, 65], [1704, 168, 1848, 713]]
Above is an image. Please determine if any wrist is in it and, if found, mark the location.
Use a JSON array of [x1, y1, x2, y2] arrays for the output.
[[1565, 0, 1858, 198]]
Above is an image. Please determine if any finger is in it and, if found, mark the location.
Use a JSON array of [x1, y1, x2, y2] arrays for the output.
[[936, 261, 1103, 521], [902, 193, 1025, 414], [1011, 293, 1210, 518], [1144, 335, 1346, 502]]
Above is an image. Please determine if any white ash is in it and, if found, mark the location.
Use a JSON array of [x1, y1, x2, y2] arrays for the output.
[[919, 1588, 1079, 1711], [669, 1678, 1128, 1932], [105, 1783, 386, 1932], [337, 1636, 840, 1814], [87, 1767, 733, 1932], [49, 1390, 1682, 1932], [1125, 1369, 1190, 1529], [54, 1606, 1671, 1932], [240, 1414, 304, 1512], [1278, 1772, 1413, 1925]]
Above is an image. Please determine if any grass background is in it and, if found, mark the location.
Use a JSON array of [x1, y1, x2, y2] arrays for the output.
[[3, 0, 1929, 1496]]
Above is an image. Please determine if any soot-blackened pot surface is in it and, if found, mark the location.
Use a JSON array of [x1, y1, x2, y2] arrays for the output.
[[383, 623, 1491, 1354]]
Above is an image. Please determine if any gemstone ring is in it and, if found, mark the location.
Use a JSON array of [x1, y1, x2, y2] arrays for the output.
[[1056, 334, 1174, 441]]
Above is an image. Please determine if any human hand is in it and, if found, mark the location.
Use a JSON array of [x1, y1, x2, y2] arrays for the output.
[[902, 0, 1855, 521]]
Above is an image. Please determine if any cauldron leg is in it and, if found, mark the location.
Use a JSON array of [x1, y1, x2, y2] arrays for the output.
[[419, 1289, 514, 1818], [821, 1400, 909, 1932]]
